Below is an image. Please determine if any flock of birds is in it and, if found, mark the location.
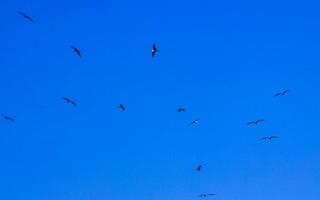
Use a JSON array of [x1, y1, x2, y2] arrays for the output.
[[1, 10, 293, 199]]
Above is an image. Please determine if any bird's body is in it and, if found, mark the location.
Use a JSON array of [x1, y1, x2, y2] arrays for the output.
[[190, 119, 199, 125], [152, 44, 159, 57], [119, 104, 126, 111], [1, 115, 15, 122], [196, 165, 202, 172], [17, 11, 34, 22], [177, 107, 186, 112], [261, 135, 279, 141], [63, 97, 77, 106], [274, 89, 290, 97], [70, 46, 81, 57], [247, 119, 264, 125], [199, 194, 216, 198]]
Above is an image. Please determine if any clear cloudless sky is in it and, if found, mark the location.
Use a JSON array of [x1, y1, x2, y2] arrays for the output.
[[0, 0, 319, 200]]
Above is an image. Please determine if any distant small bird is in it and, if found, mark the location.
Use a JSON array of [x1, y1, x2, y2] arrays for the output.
[[196, 165, 202, 172], [177, 107, 186, 112], [70, 45, 81, 57], [17, 11, 34, 22], [152, 44, 159, 57], [1, 115, 15, 122], [261, 135, 279, 141], [274, 89, 290, 97], [247, 119, 264, 125], [198, 194, 216, 198], [63, 97, 77, 106], [190, 119, 199, 125], [119, 104, 126, 111]]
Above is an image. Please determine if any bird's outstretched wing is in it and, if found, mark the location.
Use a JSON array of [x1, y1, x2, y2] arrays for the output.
[[17, 11, 34, 22]]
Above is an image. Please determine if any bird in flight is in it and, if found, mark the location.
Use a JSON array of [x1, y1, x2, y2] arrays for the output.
[[1, 115, 15, 122], [119, 104, 126, 111], [274, 89, 290, 97], [198, 194, 216, 198], [190, 119, 199, 125], [196, 165, 203, 172], [152, 44, 159, 57], [63, 97, 77, 106], [177, 107, 186, 112], [70, 45, 81, 57], [247, 119, 264, 125], [261, 135, 279, 141], [17, 11, 34, 22]]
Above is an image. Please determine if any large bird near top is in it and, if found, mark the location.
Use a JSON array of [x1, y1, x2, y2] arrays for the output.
[[1, 115, 15, 122], [70, 45, 81, 57], [119, 104, 126, 111], [177, 106, 186, 112], [63, 97, 77, 106], [152, 44, 159, 57], [196, 165, 203, 172], [17, 11, 34, 22]]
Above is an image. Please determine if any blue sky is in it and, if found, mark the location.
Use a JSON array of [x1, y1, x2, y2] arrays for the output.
[[0, 0, 320, 200]]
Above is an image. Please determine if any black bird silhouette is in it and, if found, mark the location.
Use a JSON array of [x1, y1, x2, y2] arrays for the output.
[[274, 89, 290, 97], [63, 97, 77, 106], [247, 119, 264, 125], [70, 45, 81, 57], [261, 135, 279, 141], [119, 104, 126, 111], [196, 165, 203, 172], [177, 107, 186, 112], [152, 44, 159, 57], [198, 194, 216, 198], [190, 119, 199, 125], [17, 11, 34, 22], [1, 115, 15, 122]]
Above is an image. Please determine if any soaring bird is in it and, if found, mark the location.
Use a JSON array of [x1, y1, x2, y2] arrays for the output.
[[17, 11, 34, 22], [274, 89, 290, 97], [196, 165, 203, 172], [198, 194, 216, 198], [190, 119, 200, 125], [177, 107, 186, 112], [1, 115, 15, 122], [247, 119, 264, 125], [119, 104, 126, 111], [63, 97, 77, 106], [261, 135, 279, 141], [151, 44, 159, 57], [70, 45, 81, 57]]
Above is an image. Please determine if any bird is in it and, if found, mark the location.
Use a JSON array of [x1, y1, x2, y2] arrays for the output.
[[247, 119, 264, 125], [151, 44, 159, 57], [196, 165, 203, 172], [1, 115, 15, 122], [119, 104, 126, 111], [261, 135, 279, 141], [177, 107, 186, 112], [274, 89, 290, 97], [198, 194, 216, 198], [190, 119, 199, 125], [70, 45, 81, 57], [63, 97, 77, 106], [17, 11, 34, 22]]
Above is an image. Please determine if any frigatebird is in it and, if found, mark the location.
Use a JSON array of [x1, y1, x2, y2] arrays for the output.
[[198, 194, 216, 198], [63, 97, 77, 106], [261, 135, 279, 141], [152, 44, 159, 57], [190, 119, 199, 125], [196, 165, 203, 172], [70, 45, 81, 57], [17, 11, 34, 22], [274, 89, 290, 97], [1, 115, 15, 122], [119, 104, 126, 111], [247, 119, 264, 125], [177, 107, 186, 112]]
